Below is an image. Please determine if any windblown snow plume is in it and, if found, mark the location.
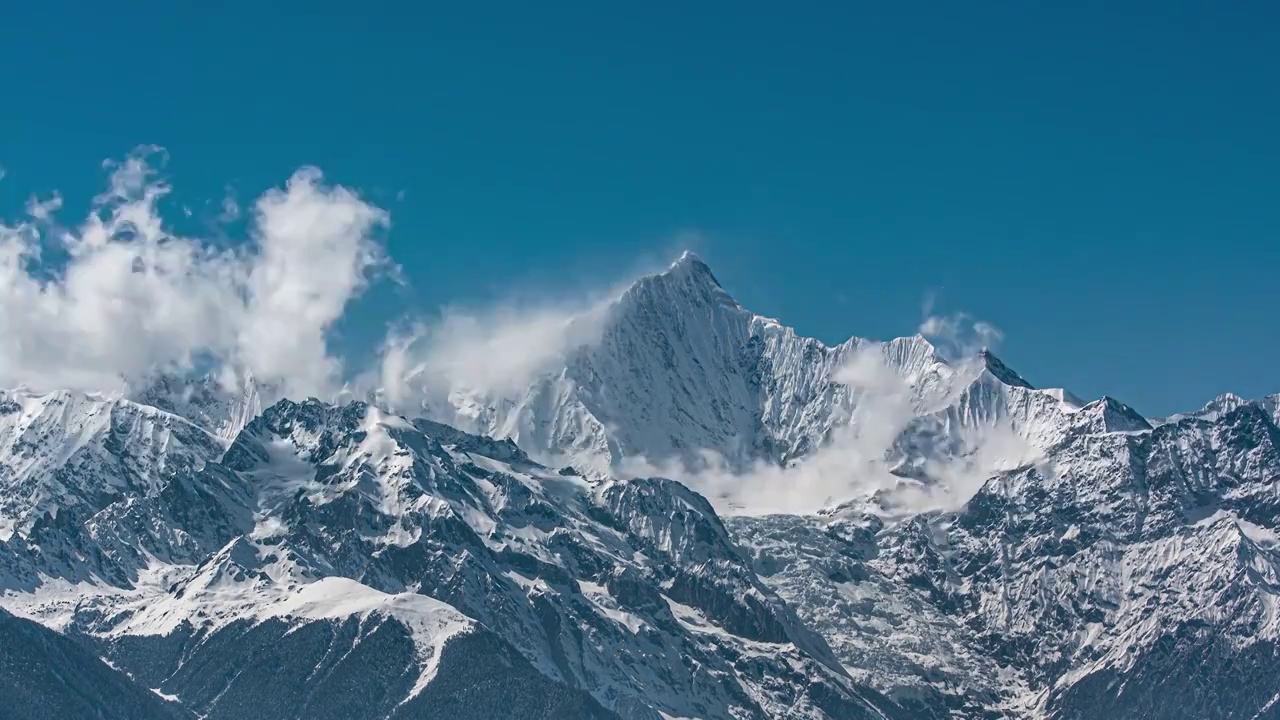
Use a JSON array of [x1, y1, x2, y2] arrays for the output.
[[0, 148, 388, 399], [918, 298, 1004, 361], [370, 298, 614, 412], [365, 263, 669, 416]]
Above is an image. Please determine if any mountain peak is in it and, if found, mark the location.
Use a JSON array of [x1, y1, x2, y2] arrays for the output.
[[620, 251, 739, 313], [131, 370, 265, 442], [1080, 395, 1152, 433], [1201, 392, 1249, 416], [978, 348, 1033, 389], [671, 248, 706, 266], [665, 250, 721, 286]]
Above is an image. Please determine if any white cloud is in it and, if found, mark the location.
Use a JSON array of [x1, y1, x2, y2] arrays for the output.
[[0, 150, 1034, 518], [239, 167, 388, 397], [366, 286, 632, 418], [379, 310, 575, 402], [0, 148, 663, 416], [0, 147, 387, 399], [24, 193, 62, 221], [631, 342, 1037, 517], [361, 252, 681, 417]]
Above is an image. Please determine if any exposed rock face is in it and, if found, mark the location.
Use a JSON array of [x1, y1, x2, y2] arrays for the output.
[[730, 404, 1280, 718]]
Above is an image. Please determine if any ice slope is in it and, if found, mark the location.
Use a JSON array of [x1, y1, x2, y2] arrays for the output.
[[134, 252, 1143, 508]]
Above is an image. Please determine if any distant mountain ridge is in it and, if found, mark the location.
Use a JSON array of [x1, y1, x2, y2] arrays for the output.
[[0, 252, 1276, 719]]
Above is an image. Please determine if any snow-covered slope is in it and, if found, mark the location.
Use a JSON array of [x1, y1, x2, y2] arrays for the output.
[[380, 253, 1279, 718], [728, 512, 1027, 718], [723, 401, 1280, 719], [131, 371, 267, 443], [874, 403, 1280, 718], [0, 395, 901, 719], [418, 253, 1113, 488], [0, 387, 229, 550]]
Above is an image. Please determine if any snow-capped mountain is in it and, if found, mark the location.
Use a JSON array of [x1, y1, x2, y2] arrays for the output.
[[395, 252, 1280, 717], [874, 402, 1280, 718], [0, 392, 901, 719], [411, 253, 1120, 481], [1, 252, 1276, 719], [1153, 390, 1280, 427], [0, 387, 229, 552], [131, 371, 267, 443], [721, 401, 1280, 719]]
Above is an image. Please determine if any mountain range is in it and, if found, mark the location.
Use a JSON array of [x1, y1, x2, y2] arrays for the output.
[[0, 252, 1276, 719]]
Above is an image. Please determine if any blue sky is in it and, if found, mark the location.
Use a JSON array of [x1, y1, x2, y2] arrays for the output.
[[1, 1, 1276, 415]]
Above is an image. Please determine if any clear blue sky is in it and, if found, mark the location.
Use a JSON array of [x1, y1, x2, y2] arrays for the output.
[[1, 1, 1276, 415]]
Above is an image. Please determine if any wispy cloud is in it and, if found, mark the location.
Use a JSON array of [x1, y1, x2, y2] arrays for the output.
[[366, 298, 615, 414], [0, 147, 676, 410], [0, 147, 388, 399], [363, 252, 682, 416]]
